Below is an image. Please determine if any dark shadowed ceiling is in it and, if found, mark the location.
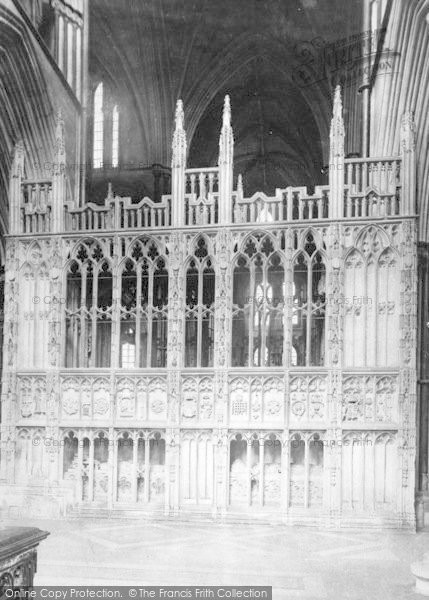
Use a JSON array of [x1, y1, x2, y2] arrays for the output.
[[90, 0, 364, 194]]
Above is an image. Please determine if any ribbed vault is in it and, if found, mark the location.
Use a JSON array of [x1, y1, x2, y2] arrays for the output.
[[89, 0, 364, 192]]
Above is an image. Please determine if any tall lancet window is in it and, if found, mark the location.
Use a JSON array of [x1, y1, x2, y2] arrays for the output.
[[65, 241, 113, 367], [119, 238, 168, 368], [292, 232, 326, 366], [112, 105, 119, 168], [185, 237, 215, 368], [93, 83, 104, 169], [232, 234, 284, 367]]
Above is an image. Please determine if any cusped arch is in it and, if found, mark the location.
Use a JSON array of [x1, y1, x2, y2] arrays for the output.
[[355, 224, 390, 257], [344, 247, 365, 268]]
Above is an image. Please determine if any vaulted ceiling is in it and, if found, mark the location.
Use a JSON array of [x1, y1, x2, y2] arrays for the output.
[[90, 0, 364, 194]]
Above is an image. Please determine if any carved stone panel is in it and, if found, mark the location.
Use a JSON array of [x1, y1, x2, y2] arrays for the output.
[[289, 376, 327, 423], [181, 377, 214, 423], [342, 375, 397, 423], [18, 376, 47, 418], [60, 377, 111, 419]]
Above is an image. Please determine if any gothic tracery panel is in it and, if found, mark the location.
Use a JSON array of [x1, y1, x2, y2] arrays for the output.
[[181, 377, 214, 423], [61, 376, 111, 419], [342, 376, 397, 423], [343, 226, 400, 367], [289, 376, 327, 423]]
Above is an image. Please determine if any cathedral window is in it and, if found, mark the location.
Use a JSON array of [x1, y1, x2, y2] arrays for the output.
[[66, 21, 74, 87], [119, 239, 168, 368], [93, 83, 104, 169], [64, 241, 113, 367], [185, 237, 215, 368], [112, 105, 119, 168], [232, 234, 284, 367], [58, 15, 64, 71], [292, 233, 326, 366]]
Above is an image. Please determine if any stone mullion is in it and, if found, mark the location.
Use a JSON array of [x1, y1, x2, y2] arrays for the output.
[[325, 223, 344, 526], [165, 232, 185, 515]]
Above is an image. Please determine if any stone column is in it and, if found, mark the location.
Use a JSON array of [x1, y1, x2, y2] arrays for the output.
[[398, 219, 418, 526], [213, 429, 228, 517], [165, 430, 180, 516], [0, 239, 19, 484], [400, 112, 416, 216], [51, 111, 66, 233], [325, 223, 344, 525], [165, 232, 185, 514], [9, 142, 24, 235], [417, 243, 429, 491], [213, 229, 232, 514]]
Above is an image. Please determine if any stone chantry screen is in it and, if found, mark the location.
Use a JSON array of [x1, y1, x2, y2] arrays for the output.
[[0, 91, 418, 528]]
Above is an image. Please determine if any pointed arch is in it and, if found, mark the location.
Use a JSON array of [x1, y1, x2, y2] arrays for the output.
[[232, 231, 285, 367], [64, 236, 113, 368], [344, 235, 400, 368], [292, 234, 326, 366], [185, 237, 215, 368]]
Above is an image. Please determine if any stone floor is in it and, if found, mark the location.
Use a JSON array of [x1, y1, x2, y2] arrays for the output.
[[5, 517, 429, 599]]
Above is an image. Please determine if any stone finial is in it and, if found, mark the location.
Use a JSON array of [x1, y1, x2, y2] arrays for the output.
[[219, 94, 234, 167], [175, 99, 184, 131], [237, 173, 243, 197], [333, 85, 342, 120], [222, 95, 231, 128], [330, 85, 344, 156], [172, 99, 187, 168]]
